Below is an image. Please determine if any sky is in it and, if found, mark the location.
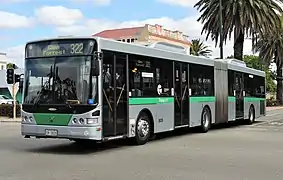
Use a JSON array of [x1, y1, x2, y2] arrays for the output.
[[0, 0, 255, 68]]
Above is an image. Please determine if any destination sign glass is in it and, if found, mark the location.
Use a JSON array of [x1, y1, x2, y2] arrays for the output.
[[25, 39, 95, 58]]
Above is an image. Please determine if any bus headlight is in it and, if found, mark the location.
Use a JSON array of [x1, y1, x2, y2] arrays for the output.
[[87, 118, 98, 124], [22, 116, 33, 124], [79, 118, 85, 124], [22, 116, 28, 123], [28, 116, 33, 122], [72, 118, 78, 124]]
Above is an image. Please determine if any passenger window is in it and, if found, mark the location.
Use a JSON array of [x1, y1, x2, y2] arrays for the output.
[[189, 64, 214, 96], [128, 55, 173, 97], [228, 70, 234, 96], [154, 58, 172, 96], [129, 55, 155, 97], [244, 73, 265, 98]]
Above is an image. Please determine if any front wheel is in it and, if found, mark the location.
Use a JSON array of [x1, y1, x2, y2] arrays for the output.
[[200, 107, 211, 133], [134, 112, 151, 145]]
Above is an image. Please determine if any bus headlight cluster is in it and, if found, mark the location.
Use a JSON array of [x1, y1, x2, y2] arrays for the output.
[[72, 118, 86, 125], [71, 117, 98, 125], [22, 116, 33, 123]]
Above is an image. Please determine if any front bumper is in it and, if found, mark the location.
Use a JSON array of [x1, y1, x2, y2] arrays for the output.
[[21, 124, 102, 140]]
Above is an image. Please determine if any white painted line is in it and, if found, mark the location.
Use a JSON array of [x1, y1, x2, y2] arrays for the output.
[[269, 122, 283, 125], [266, 113, 278, 117], [250, 121, 269, 126]]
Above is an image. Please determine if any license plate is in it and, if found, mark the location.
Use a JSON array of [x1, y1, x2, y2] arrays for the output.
[[45, 129, 58, 137]]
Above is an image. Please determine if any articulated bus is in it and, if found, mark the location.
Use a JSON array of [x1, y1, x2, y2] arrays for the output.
[[21, 36, 266, 145]]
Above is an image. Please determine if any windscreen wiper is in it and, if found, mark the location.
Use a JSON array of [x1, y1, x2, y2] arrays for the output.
[[62, 97, 73, 109], [33, 66, 54, 107], [33, 86, 46, 107], [33, 91, 42, 107]]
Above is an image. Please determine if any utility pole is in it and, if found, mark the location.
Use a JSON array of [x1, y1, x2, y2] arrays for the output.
[[219, 0, 224, 59], [12, 79, 16, 121]]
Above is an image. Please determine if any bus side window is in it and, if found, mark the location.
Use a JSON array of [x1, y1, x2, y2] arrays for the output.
[[154, 59, 172, 96], [129, 55, 152, 97], [129, 55, 173, 97], [189, 64, 214, 96], [228, 70, 234, 96]]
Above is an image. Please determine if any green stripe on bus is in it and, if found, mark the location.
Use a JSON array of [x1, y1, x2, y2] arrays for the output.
[[33, 113, 72, 126], [228, 96, 236, 102], [244, 97, 265, 102], [190, 96, 215, 103], [129, 97, 174, 105]]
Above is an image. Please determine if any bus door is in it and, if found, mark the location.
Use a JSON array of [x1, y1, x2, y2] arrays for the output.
[[102, 51, 128, 137], [174, 62, 189, 127], [235, 72, 244, 119]]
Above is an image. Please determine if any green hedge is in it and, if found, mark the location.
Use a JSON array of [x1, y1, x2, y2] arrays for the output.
[[0, 104, 21, 118], [266, 99, 280, 107]]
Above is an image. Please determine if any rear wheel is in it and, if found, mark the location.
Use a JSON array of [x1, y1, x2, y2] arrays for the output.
[[134, 112, 151, 145], [200, 107, 211, 133], [247, 106, 255, 125]]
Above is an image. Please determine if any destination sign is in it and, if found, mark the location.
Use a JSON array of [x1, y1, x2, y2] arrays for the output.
[[25, 39, 95, 58]]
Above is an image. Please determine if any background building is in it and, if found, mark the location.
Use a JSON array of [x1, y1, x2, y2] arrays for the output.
[[0, 52, 23, 103], [0, 53, 8, 70], [93, 24, 191, 49]]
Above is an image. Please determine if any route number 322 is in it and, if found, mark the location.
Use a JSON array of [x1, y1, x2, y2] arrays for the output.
[[70, 43, 83, 54]]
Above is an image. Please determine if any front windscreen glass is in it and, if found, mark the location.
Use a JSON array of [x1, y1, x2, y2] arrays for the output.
[[23, 56, 98, 105]]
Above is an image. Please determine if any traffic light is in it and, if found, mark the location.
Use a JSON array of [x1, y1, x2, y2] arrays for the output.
[[6, 68, 14, 84]]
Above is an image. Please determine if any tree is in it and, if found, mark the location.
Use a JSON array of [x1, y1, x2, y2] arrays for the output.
[[253, 16, 283, 104], [194, 0, 283, 60], [190, 38, 212, 57]]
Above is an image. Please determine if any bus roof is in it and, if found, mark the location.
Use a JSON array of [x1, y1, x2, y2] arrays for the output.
[[25, 36, 265, 77], [25, 36, 95, 44]]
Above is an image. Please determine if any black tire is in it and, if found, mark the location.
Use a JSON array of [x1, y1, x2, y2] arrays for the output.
[[200, 107, 211, 133], [134, 112, 151, 145], [247, 106, 255, 125]]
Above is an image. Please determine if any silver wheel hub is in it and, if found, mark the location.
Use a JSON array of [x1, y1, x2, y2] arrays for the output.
[[203, 111, 209, 128], [137, 119, 149, 138], [250, 109, 254, 121]]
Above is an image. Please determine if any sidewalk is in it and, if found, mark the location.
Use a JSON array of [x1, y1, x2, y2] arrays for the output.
[[0, 117, 21, 123], [266, 106, 283, 111]]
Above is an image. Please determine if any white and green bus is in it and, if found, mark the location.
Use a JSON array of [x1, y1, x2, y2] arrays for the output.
[[21, 36, 266, 145]]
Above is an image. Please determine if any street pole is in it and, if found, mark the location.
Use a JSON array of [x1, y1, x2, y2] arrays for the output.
[[13, 80, 16, 121], [219, 0, 224, 59]]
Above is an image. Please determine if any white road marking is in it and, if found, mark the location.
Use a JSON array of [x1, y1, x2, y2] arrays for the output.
[[266, 113, 278, 117], [269, 122, 283, 125]]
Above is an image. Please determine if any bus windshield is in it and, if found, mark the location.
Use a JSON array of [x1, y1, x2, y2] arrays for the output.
[[23, 56, 98, 105]]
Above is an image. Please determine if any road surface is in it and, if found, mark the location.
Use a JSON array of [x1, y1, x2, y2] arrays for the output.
[[0, 109, 283, 180]]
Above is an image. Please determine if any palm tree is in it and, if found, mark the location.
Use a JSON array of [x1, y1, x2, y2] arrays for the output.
[[253, 16, 283, 104], [194, 0, 283, 60], [190, 38, 212, 57]]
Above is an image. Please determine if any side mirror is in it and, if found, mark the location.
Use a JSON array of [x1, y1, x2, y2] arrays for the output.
[[91, 60, 100, 76]]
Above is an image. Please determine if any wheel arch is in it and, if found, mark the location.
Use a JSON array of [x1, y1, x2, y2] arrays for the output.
[[250, 104, 255, 111]]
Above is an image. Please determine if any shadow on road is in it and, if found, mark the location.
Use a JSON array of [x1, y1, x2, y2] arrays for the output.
[[24, 139, 132, 155], [23, 120, 264, 155]]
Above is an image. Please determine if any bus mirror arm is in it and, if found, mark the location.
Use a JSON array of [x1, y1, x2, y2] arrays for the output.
[[91, 60, 100, 76]]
